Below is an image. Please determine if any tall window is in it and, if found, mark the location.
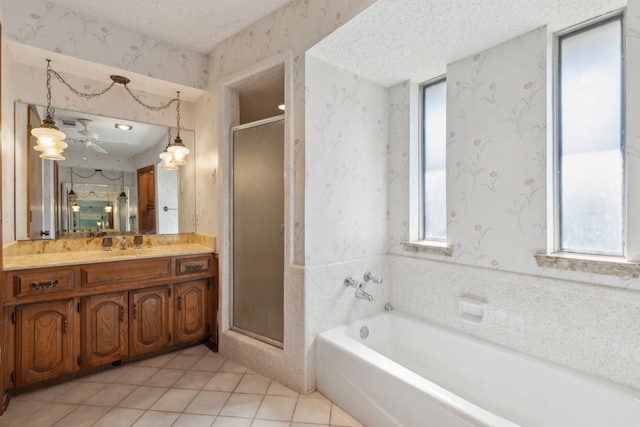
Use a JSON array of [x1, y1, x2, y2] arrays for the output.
[[421, 79, 447, 241], [558, 15, 624, 256]]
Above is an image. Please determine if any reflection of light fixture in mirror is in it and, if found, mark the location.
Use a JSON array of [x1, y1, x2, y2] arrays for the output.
[[277, 103, 285, 111], [166, 92, 189, 166], [118, 171, 128, 204], [32, 60, 67, 160], [104, 193, 113, 213], [160, 128, 178, 170], [115, 123, 132, 130], [71, 203, 80, 212], [68, 168, 78, 203]]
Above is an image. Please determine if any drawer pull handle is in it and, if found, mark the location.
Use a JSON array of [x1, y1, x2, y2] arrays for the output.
[[185, 264, 203, 272], [30, 279, 60, 290], [178, 296, 182, 310]]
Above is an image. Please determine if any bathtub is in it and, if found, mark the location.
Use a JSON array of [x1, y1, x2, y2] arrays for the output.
[[316, 311, 640, 427]]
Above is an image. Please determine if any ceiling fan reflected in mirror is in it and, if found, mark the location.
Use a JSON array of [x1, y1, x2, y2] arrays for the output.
[[68, 119, 108, 154]]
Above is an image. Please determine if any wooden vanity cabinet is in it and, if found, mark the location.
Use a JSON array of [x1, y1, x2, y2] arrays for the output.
[[4, 253, 217, 392], [174, 280, 208, 344], [81, 292, 128, 367], [15, 299, 77, 386], [129, 286, 171, 356]]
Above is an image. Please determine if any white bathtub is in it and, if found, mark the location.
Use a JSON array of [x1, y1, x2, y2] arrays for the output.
[[316, 311, 640, 427]]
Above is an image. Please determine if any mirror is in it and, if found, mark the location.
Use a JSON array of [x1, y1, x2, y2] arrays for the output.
[[14, 102, 196, 240]]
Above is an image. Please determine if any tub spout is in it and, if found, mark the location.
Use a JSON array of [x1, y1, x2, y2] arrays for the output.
[[355, 285, 373, 302]]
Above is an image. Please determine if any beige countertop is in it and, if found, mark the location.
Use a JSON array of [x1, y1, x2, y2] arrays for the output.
[[4, 243, 215, 271]]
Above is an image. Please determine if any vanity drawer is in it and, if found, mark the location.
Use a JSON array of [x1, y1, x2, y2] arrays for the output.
[[176, 255, 213, 276], [8, 267, 75, 300], [81, 258, 172, 287]]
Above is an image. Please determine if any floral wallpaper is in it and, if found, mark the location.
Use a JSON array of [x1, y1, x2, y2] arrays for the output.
[[446, 28, 547, 272], [5, 0, 208, 89], [305, 54, 388, 265]]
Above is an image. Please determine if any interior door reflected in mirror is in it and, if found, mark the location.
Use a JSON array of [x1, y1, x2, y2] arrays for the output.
[[14, 103, 197, 240]]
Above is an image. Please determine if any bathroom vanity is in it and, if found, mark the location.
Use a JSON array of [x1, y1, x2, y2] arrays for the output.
[[2, 243, 217, 394]]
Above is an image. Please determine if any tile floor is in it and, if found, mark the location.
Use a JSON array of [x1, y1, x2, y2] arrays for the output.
[[0, 345, 363, 427]]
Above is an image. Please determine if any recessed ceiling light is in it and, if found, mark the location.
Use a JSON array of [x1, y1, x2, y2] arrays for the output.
[[115, 123, 133, 130], [277, 103, 285, 111]]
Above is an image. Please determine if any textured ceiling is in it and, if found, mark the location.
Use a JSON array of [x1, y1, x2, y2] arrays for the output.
[[309, 0, 626, 87], [46, 0, 294, 54]]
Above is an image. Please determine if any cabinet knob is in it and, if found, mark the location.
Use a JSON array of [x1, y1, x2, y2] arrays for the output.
[[121, 306, 125, 322], [133, 304, 137, 319], [63, 317, 68, 334], [178, 296, 182, 310]]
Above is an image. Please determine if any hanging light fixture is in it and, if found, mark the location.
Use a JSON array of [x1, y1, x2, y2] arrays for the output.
[[104, 192, 113, 213], [160, 128, 178, 170], [166, 91, 189, 166], [32, 60, 67, 160], [36, 60, 188, 165], [68, 167, 78, 203], [71, 203, 80, 212], [118, 171, 128, 204]]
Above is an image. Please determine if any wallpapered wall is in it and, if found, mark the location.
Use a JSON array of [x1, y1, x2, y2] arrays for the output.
[[5, 0, 208, 89]]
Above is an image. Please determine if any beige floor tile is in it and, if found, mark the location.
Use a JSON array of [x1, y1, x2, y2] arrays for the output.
[[251, 420, 290, 427], [16, 380, 80, 402], [291, 423, 328, 427], [115, 367, 159, 385], [266, 382, 298, 398], [255, 395, 297, 421], [184, 390, 230, 415], [235, 374, 270, 394], [172, 413, 216, 427], [173, 370, 216, 389], [82, 366, 132, 383], [133, 353, 176, 368], [132, 410, 180, 426], [165, 355, 201, 370], [0, 399, 46, 426], [150, 388, 198, 412], [117, 386, 167, 409], [83, 383, 138, 407], [218, 360, 247, 374], [305, 391, 327, 400], [53, 381, 107, 404], [191, 355, 226, 372], [219, 393, 263, 418], [211, 417, 252, 427], [52, 404, 110, 426], [292, 396, 331, 424], [330, 404, 363, 427], [203, 372, 243, 392], [180, 345, 212, 356], [12, 402, 78, 427], [144, 368, 186, 387], [92, 407, 144, 427]]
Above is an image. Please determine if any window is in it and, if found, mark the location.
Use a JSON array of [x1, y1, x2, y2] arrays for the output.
[[421, 79, 447, 241], [557, 15, 624, 256]]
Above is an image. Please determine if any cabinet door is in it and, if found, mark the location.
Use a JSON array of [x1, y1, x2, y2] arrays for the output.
[[82, 293, 128, 367], [130, 286, 170, 356], [174, 281, 207, 344], [16, 299, 75, 386]]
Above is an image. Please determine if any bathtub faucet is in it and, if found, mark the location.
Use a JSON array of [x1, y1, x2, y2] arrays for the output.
[[344, 276, 373, 301], [364, 271, 383, 284]]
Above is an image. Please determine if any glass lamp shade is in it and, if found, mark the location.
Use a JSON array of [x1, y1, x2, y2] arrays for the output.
[[68, 189, 78, 204], [167, 136, 189, 166], [118, 191, 128, 204], [32, 125, 66, 151], [160, 150, 178, 170], [71, 203, 80, 212], [39, 146, 66, 160], [104, 204, 113, 213]]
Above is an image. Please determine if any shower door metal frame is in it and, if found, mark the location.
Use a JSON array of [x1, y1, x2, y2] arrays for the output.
[[229, 114, 285, 349]]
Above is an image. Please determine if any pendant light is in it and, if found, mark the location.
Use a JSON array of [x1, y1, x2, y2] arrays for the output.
[[32, 60, 67, 160], [160, 128, 178, 170], [118, 171, 128, 204], [104, 192, 113, 213], [166, 91, 189, 166], [67, 168, 78, 203]]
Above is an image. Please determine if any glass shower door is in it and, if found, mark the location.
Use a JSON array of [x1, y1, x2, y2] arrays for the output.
[[231, 116, 284, 346]]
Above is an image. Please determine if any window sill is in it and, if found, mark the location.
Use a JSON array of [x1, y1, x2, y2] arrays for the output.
[[534, 253, 640, 279], [401, 241, 453, 257]]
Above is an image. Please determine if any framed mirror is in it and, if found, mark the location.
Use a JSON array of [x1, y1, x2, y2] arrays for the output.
[[14, 102, 196, 240]]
